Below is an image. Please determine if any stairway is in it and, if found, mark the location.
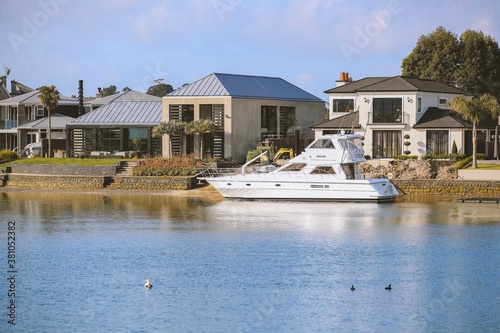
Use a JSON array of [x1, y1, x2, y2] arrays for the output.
[[116, 161, 138, 177]]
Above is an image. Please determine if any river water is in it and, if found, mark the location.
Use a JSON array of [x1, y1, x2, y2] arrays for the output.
[[1, 189, 499, 333]]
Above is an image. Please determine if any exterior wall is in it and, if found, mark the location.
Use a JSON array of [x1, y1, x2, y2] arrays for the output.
[[162, 96, 325, 162]]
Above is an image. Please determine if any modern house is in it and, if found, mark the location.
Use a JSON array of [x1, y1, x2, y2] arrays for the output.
[[162, 73, 326, 162], [0, 88, 79, 151], [316, 73, 499, 159], [67, 95, 162, 157]]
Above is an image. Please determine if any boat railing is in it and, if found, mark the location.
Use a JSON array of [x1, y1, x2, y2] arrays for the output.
[[198, 168, 242, 178]]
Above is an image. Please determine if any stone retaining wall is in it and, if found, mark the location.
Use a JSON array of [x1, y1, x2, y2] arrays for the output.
[[4, 174, 198, 191], [9, 164, 117, 176], [6, 174, 105, 190], [393, 179, 500, 196], [112, 176, 199, 191]]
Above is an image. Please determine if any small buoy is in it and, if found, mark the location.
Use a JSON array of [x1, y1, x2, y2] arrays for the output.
[[350, 285, 355, 291], [385, 284, 392, 290], [145, 279, 153, 289]]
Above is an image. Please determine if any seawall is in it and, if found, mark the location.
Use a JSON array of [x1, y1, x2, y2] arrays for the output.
[[393, 179, 500, 196]]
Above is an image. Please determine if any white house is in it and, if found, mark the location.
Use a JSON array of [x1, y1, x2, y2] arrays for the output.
[[315, 73, 499, 159]]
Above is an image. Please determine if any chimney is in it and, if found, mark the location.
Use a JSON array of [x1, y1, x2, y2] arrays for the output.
[[78, 80, 84, 116], [336, 72, 351, 87], [96, 87, 103, 98]]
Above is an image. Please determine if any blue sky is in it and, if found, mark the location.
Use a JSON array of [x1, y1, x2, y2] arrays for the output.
[[1, 0, 499, 101]]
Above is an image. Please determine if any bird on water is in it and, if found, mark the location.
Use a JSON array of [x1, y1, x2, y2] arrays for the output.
[[145, 279, 153, 289], [351, 285, 356, 291], [385, 284, 392, 290]]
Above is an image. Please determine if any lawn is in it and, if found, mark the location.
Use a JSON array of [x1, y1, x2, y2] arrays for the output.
[[472, 163, 500, 170]]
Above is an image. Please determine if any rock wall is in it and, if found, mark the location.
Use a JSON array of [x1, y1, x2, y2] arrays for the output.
[[6, 174, 105, 190], [111, 176, 199, 191], [393, 179, 500, 196]]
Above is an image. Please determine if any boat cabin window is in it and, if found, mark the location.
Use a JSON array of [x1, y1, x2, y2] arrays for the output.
[[311, 166, 336, 174], [279, 163, 306, 172], [310, 139, 335, 149], [338, 137, 363, 151], [341, 164, 355, 179]]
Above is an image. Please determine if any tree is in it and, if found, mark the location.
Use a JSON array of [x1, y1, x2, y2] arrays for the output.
[[402, 27, 500, 100], [38, 85, 60, 158], [122, 87, 132, 92], [402, 26, 460, 86], [152, 120, 187, 156], [185, 119, 218, 158], [455, 29, 500, 98], [449, 94, 500, 168], [100, 85, 118, 97], [146, 83, 174, 97]]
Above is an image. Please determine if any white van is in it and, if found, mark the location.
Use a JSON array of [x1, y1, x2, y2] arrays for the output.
[[20, 142, 41, 158]]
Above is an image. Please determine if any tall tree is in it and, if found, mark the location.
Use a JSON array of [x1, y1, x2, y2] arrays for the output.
[[402, 27, 500, 100], [185, 119, 218, 158], [152, 120, 187, 156], [101, 85, 118, 97], [146, 83, 174, 97], [402, 26, 460, 86], [455, 29, 500, 98], [449, 94, 500, 168], [38, 85, 60, 157]]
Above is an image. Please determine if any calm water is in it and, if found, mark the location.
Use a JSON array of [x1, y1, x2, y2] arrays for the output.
[[0, 189, 499, 333]]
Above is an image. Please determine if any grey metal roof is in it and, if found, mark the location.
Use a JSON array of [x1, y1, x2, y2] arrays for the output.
[[325, 76, 468, 95], [0, 90, 78, 106], [85, 90, 161, 107], [168, 73, 322, 101], [18, 113, 75, 129], [70, 101, 162, 126]]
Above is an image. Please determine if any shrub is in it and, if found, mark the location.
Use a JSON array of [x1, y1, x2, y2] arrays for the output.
[[454, 156, 472, 171], [133, 156, 204, 176], [0, 149, 18, 162], [246, 145, 273, 162]]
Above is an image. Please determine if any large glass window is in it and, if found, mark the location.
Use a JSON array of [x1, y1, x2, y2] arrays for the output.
[[279, 106, 296, 137], [332, 99, 354, 113], [372, 130, 402, 158], [426, 130, 448, 156], [261, 106, 278, 139], [373, 98, 402, 123]]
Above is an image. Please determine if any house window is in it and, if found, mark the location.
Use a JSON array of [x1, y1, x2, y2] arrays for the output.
[[200, 105, 212, 120], [24, 106, 34, 120], [417, 98, 422, 113], [37, 105, 44, 117], [373, 98, 402, 123], [439, 98, 447, 105], [426, 130, 449, 156], [261, 106, 278, 139], [372, 130, 402, 158], [332, 99, 354, 113]]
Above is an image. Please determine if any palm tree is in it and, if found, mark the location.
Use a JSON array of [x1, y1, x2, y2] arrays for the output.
[[449, 94, 500, 168], [37, 85, 60, 157], [185, 119, 218, 158], [152, 120, 187, 156]]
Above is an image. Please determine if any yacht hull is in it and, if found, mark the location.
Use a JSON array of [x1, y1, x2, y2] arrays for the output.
[[205, 176, 399, 202]]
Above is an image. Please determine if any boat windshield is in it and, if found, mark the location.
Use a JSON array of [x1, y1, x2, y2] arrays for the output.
[[310, 139, 335, 149], [338, 137, 363, 151]]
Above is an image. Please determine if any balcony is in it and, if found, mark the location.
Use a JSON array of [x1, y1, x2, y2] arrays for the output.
[[0, 120, 17, 129]]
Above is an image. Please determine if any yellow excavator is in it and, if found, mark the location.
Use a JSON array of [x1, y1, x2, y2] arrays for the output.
[[272, 148, 294, 165]]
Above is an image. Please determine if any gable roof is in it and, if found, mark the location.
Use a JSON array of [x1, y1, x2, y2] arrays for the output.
[[325, 76, 468, 95], [0, 90, 78, 106], [312, 111, 361, 129], [70, 101, 162, 126], [18, 113, 75, 129], [85, 90, 160, 107], [168, 73, 322, 102], [413, 107, 497, 129]]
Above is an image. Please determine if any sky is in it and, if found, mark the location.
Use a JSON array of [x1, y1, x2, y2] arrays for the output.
[[1, 0, 500, 101]]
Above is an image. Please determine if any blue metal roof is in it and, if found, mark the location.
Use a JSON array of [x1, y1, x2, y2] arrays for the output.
[[70, 101, 162, 126], [168, 73, 322, 102]]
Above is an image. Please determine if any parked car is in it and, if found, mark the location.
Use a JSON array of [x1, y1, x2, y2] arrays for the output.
[[19, 142, 41, 158]]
